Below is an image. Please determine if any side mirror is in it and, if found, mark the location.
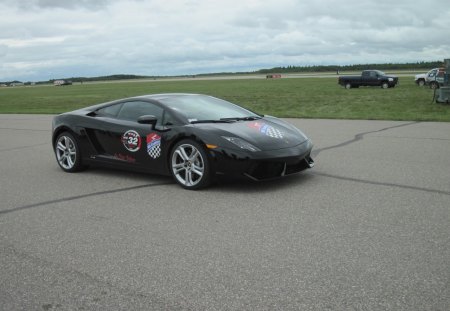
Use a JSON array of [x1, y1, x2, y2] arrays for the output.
[[137, 115, 157, 129]]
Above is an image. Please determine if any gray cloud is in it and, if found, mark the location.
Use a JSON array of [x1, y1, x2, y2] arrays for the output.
[[6, 0, 114, 10], [0, 0, 449, 81]]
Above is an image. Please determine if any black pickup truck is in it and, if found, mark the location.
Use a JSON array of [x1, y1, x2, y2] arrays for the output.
[[338, 70, 398, 89]]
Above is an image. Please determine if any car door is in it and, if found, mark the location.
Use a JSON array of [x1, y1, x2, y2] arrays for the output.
[[91, 100, 167, 173], [427, 69, 437, 82], [360, 71, 370, 86], [365, 71, 379, 86]]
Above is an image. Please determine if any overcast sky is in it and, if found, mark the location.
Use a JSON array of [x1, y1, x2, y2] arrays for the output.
[[1, 0, 449, 81]]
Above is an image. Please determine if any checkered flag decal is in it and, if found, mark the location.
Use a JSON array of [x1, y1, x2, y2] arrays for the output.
[[264, 126, 284, 138], [248, 121, 285, 139], [260, 124, 284, 139], [148, 144, 161, 159], [146, 133, 162, 159]]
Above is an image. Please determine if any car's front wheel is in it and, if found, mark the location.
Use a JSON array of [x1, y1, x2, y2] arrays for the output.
[[170, 139, 211, 190], [381, 81, 389, 89], [55, 131, 83, 172]]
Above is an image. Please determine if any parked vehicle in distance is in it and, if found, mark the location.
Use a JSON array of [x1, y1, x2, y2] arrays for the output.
[[416, 68, 445, 89], [53, 79, 73, 86], [338, 70, 398, 89]]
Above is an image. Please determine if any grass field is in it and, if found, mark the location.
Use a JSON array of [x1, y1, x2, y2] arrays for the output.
[[1, 77, 449, 121]]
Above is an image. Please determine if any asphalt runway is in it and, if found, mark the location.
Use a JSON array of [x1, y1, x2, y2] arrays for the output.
[[1, 114, 449, 310]]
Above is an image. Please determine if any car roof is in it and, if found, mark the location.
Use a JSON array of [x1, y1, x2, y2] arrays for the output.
[[79, 93, 204, 113], [135, 93, 201, 101]]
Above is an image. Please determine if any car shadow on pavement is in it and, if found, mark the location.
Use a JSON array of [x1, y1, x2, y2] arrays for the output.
[[210, 172, 316, 193], [85, 166, 175, 184], [72, 166, 316, 194]]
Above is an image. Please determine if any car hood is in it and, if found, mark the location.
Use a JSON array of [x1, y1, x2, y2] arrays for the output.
[[192, 117, 309, 151]]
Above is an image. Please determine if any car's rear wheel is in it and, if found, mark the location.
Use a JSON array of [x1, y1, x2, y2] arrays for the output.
[[170, 139, 211, 190], [55, 131, 83, 172]]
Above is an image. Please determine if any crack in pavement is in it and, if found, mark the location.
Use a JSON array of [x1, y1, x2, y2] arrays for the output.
[[311, 171, 450, 196], [0, 181, 174, 216], [311, 121, 419, 157], [309, 121, 450, 196], [368, 135, 450, 142]]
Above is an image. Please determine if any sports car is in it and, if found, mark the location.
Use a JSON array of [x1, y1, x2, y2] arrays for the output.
[[52, 93, 314, 189]]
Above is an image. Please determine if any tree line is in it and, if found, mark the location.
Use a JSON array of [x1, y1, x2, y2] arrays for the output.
[[256, 61, 444, 74]]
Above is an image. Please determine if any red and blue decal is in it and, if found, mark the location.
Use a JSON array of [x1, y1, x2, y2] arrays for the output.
[[146, 133, 161, 159], [247, 121, 284, 139]]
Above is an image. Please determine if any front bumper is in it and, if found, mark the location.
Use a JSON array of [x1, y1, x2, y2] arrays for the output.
[[210, 139, 314, 181]]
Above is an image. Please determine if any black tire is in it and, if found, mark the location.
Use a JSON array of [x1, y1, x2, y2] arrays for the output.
[[345, 82, 352, 89], [418, 79, 425, 87], [381, 82, 389, 89], [54, 131, 84, 172], [169, 139, 212, 190]]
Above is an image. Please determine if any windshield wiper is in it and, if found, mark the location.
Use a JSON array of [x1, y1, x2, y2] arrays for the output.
[[219, 116, 262, 121], [190, 119, 235, 124]]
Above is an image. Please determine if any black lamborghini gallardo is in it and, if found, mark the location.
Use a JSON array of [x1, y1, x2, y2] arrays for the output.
[[52, 94, 314, 189]]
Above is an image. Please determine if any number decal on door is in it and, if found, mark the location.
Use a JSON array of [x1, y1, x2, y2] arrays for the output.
[[121, 130, 141, 152]]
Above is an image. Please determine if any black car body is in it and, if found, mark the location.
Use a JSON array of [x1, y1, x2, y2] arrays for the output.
[[52, 94, 314, 189], [338, 70, 398, 89]]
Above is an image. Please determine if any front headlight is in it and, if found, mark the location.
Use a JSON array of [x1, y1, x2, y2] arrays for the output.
[[222, 136, 260, 152], [388, 78, 393, 82]]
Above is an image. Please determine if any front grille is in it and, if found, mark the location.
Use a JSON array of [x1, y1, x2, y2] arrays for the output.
[[245, 155, 313, 181], [247, 161, 285, 180]]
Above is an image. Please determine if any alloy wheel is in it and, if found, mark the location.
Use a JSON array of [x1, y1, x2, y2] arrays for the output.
[[171, 143, 205, 188], [56, 135, 77, 170]]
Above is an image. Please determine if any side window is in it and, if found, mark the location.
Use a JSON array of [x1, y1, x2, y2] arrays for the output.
[[162, 110, 180, 126], [96, 103, 122, 117], [117, 101, 163, 123]]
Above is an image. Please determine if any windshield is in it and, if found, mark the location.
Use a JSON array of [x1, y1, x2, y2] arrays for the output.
[[158, 95, 260, 123]]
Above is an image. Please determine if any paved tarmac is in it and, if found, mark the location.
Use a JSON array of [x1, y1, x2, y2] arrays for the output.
[[1, 114, 449, 310]]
